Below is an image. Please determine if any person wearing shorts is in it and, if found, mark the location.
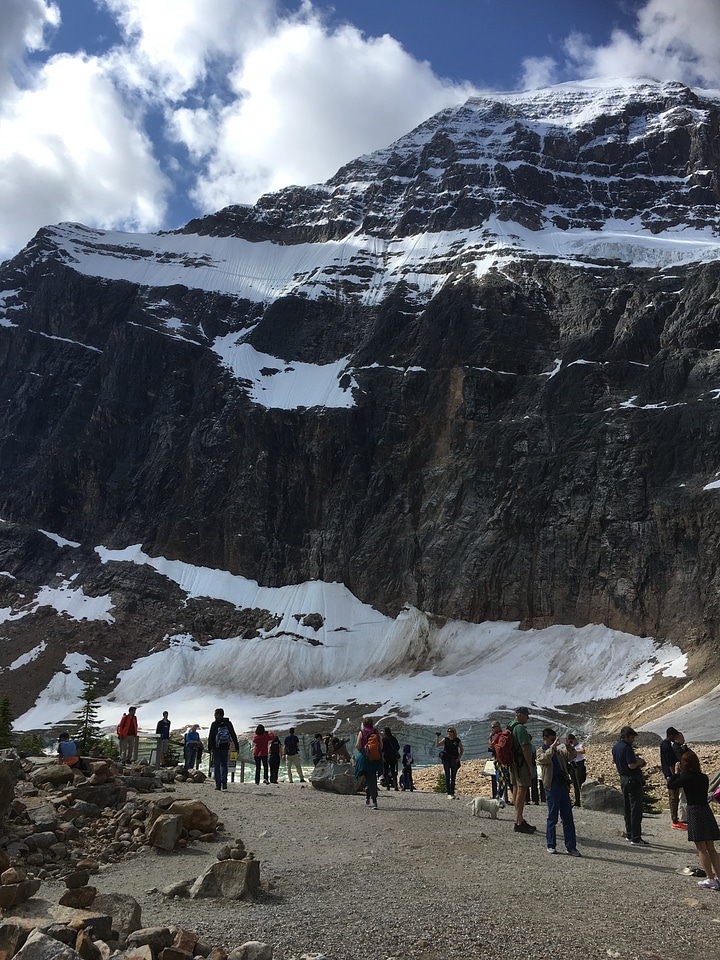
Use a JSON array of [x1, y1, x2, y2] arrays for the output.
[[509, 707, 536, 834]]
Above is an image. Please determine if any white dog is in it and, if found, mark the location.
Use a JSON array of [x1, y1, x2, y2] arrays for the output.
[[469, 796, 506, 819]]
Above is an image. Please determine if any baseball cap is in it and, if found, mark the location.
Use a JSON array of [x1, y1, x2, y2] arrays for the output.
[[620, 725, 637, 738], [514, 706, 530, 716]]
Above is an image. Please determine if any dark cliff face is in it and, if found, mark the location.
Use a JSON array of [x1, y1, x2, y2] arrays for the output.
[[2, 79, 720, 711]]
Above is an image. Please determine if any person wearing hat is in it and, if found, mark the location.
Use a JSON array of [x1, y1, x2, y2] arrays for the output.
[[612, 725, 648, 845], [508, 707, 537, 834]]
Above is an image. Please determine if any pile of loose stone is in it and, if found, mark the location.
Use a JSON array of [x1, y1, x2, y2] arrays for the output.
[[3, 757, 213, 875], [0, 754, 274, 960]]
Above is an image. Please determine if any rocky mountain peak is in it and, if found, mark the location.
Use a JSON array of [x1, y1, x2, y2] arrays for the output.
[[2, 79, 720, 732]]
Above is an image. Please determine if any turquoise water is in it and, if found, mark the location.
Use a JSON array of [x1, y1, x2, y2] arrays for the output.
[[233, 718, 579, 766]]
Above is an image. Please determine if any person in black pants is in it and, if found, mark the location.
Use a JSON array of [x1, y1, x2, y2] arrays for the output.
[[382, 727, 400, 790], [612, 726, 648, 845]]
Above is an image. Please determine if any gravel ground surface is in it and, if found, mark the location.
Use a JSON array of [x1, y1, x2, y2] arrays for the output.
[[40, 745, 720, 960]]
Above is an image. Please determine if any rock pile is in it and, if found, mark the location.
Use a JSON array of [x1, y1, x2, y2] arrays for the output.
[[2, 756, 220, 883], [0, 755, 274, 959]]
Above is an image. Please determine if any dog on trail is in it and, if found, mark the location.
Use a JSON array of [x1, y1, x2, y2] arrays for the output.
[[469, 796, 506, 819]]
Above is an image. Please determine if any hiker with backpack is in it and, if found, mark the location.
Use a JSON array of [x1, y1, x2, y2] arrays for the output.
[[488, 720, 512, 802], [310, 733, 325, 766], [508, 707, 537, 834], [268, 734, 282, 784], [356, 718, 384, 810], [435, 725, 464, 799], [208, 708, 239, 791]]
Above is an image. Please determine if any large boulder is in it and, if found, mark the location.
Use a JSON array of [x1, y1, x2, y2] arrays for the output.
[[189, 858, 260, 900], [163, 799, 218, 833], [309, 761, 357, 795], [93, 892, 142, 940], [65, 783, 128, 809], [29, 764, 74, 788], [0, 878, 41, 910], [147, 813, 183, 851], [13, 928, 82, 959], [580, 778, 625, 814]]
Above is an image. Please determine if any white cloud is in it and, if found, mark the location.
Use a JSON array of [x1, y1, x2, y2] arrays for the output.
[[7, 0, 719, 264], [175, 16, 474, 209], [525, 0, 720, 90], [519, 56, 559, 92], [0, 0, 473, 260], [0, 0, 58, 98], [0, 51, 168, 258]]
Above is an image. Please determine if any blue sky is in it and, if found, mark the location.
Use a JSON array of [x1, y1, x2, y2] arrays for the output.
[[1, 0, 719, 261]]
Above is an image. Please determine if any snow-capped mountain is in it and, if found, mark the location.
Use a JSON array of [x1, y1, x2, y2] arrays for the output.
[[2, 78, 720, 738]]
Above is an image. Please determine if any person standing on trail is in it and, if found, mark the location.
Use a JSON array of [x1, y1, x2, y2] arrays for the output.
[[117, 706, 138, 763], [283, 727, 306, 783], [208, 708, 239, 791], [612, 725, 648, 846], [155, 711, 171, 766], [508, 708, 536, 834]]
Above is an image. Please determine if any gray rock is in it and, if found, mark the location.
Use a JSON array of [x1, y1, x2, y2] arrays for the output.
[[0, 878, 42, 909], [27, 832, 59, 851], [162, 799, 218, 833], [189, 858, 261, 900], [147, 813, 183, 851], [125, 926, 175, 953], [13, 928, 82, 959], [580, 779, 625, 814], [161, 879, 193, 898], [93, 892, 142, 940], [29, 765, 74, 789], [309, 761, 358, 795], [58, 886, 97, 908], [66, 784, 128, 809], [228, 941, 273, 960]]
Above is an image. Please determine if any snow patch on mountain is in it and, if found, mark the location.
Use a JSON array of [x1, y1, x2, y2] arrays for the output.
[[12, 545, 692, 737], [211, 335, 357, 409]]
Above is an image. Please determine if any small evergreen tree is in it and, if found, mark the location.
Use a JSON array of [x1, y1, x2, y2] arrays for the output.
[[17, 732, 45, 754], [0, 695, 14, 748], [72, 671, 104, 754]]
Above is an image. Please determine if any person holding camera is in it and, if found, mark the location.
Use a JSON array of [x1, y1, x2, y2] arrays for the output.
[[612, 725, 648, 846], [536, 727, 581, 856]]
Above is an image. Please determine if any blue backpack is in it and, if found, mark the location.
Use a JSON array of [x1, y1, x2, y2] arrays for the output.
[[216, 724, 232, 748]]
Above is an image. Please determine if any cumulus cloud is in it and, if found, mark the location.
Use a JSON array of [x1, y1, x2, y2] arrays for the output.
[[173, 15, 474, 209], [0, 0, 472, 260], [522, 0, 720, 89], [4, 0, 720, 263], [0, 0, 58, 98], [0, 0, 167, 259]]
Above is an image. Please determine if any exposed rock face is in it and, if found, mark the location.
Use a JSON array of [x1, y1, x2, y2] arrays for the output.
[[2, 79, 720, 712]]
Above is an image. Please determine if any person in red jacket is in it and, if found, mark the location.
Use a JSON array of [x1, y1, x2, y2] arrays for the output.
[[117, 706, 138, 763], [253, 724, 274, 784]]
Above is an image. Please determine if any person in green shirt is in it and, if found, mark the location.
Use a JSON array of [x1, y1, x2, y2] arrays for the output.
[[509, 707, 537, 834]]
